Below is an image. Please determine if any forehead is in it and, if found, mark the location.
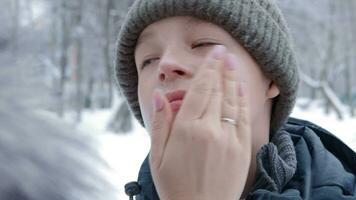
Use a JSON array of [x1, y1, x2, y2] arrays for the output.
[[137, 16, 214, 44]]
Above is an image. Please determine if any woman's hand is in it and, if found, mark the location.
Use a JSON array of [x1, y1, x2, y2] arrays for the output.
[[149, 45, 252, 200]]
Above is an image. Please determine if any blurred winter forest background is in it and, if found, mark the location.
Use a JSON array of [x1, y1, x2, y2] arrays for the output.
[[0, 0, 356, 199], [0, 0, 135, 132], [1, 0, 355, 131]]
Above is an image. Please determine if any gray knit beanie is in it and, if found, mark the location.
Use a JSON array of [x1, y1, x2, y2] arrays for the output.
[[115, 0, 299, 135]]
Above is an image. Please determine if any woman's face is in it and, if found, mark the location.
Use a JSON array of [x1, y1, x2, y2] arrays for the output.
[[134, 16, 279, 141]]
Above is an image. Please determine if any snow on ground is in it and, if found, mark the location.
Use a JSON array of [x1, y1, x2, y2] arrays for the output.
[[57, 99, 356, 200], [73, 109, 150, 200], [291, 99, 356, 151]]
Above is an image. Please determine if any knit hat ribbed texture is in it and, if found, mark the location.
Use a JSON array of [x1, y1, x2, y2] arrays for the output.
[[115, 0, 299, 135]]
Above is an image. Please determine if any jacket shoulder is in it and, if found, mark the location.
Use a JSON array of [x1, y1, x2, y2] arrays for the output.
[[285, 117, 356, 173], [281, 117, 356, 199]]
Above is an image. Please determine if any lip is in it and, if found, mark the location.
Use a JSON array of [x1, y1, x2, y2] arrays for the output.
[[165, 90, 186, 103], [165, 90, 186, 112]]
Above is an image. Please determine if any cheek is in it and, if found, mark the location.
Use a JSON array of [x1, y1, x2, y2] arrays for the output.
[[243, 70, 268, 119]]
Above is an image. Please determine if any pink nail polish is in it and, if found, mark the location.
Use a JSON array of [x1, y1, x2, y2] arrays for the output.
[[153, 91, 164, 111], [211, 45, 226, 60]]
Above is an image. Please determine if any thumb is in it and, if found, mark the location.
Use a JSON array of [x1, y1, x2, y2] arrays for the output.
[[149, 89, 173, 169]]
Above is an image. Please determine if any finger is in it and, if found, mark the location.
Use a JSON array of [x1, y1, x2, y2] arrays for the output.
[[149, 89, 173, 169], [178, 45, 226, 120], [220, 53, 239, 133], [204, 58, 224, 123], [235, 82, 251, 143]]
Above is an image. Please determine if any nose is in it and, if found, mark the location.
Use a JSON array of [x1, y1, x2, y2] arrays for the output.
[[157, 51, 193, 82]]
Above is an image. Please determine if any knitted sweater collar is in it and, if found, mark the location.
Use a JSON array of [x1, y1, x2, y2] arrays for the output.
[[252, 129, 297, 192]]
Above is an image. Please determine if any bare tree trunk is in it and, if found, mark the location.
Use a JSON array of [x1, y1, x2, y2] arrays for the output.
[[49, 2, 58, 65], [48, 2, 60, 113], [106, 0, 134, 134], [310, 68, 318, 101], [347, 0, 355, 117], [107, 100, 133, 134], [300, 71, 344, 119], [102, 0, 114, 108], [320, 82, 343, 119], [346, 57, 354, 117], [58, 0, 70, 118], [321, 0, 338, 117], [73, 0, 84, 122], [11, 0, 19, 56], [85, 76, 95, 110]]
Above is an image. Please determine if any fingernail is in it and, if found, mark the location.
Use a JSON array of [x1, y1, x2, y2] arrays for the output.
[[153, 90, 164, 111], [239, 82, 245, 97], [211, 45, 226, 60], [226, 53, 237, 70]]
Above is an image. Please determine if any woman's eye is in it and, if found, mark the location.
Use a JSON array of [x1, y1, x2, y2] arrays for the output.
[[141, 58, 157, 69], [192, 42, 219, 48]]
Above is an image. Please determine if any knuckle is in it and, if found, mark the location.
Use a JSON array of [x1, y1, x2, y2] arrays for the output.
[[223, 96, 237, 108], [151, 118, 164, 132], [205, 59, 221, 71], [238, 107, 250, 124], [192, 81, 221, 97], [225, 75, 236, 84], [210, 87, 222, 97], [194, 125, 221, 145], [239, 96, 248, 107], [222, 105, 237, 117], [192, 80, 211, 95]]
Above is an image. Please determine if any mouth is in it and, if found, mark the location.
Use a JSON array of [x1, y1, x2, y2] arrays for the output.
[[165, 90, 186, 113]]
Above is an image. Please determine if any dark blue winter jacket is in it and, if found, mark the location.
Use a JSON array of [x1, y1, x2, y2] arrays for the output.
[[126, 117, 356, 200]]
